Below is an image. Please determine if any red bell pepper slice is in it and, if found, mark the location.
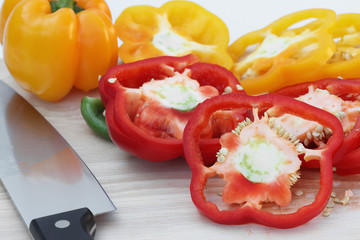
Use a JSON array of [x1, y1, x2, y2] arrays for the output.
[[183, 93, 343, 228], [273, 78, 360, 175], [99, 54, 245, 163]]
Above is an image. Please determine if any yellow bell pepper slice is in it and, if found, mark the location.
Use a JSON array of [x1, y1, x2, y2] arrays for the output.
[[314, 13, 360, 79], [0, 0, 118, 101], [228, 9, 337, 95], [114, 0, 233, 69]]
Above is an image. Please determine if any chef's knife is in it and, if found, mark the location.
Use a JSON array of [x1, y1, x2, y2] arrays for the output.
[[0, 80, 116, 240]]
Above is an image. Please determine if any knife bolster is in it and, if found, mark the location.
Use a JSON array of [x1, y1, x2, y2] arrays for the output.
[[29, 207, 95, 240]]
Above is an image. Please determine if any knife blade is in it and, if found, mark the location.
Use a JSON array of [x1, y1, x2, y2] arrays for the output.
[[0, 80, 116, 240]]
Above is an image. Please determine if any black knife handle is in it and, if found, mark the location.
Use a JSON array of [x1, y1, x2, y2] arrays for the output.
[[29, 208, 96, 240]]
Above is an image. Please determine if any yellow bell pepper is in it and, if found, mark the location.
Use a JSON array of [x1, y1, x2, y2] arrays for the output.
[[114, 0, 233, 69], [314, 13, 360, 79], [228, 9, 337, 95], [0, 0, 118, 101]]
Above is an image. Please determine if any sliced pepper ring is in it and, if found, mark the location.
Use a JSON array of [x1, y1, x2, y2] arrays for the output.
[[228, 8, 336, 95], [273, 78, 360, 175], [183, 93, 343, 228], [313, 13, 360, 80], [99, 55, 244, 163]]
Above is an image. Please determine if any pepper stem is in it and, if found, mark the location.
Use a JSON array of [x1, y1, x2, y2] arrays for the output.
[[49, 0, 84, 13]]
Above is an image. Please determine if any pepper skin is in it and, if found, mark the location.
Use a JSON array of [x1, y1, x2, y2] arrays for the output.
[[0, 0, 118, 101], [183, 93, 343, 228], [273, 78, 360, 175], [81, 96, 111, 141], [114, 0, 233, 69], [99, 54, 245, 163], [228, 9, 336, 95]]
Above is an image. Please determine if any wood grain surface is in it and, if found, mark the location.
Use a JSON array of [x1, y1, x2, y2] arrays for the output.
[[1, 60, 360, 240]]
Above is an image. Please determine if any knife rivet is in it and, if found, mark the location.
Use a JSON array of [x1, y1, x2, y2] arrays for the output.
[[55, 220, 71, 229]]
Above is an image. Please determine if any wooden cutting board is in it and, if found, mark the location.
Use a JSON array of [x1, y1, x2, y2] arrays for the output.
[[0, 60, 360, 240]]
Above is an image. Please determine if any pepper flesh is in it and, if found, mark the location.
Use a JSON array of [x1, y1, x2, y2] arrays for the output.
[[114, 0, 233, 69], [274, 78, 360, 175], [0, 0, 118, 101], [133, 69, 219, 139], [211, 109, 302, 209], [99, 55, 245, 163], [183, 93, 343, 228], [228, 9, 336, 95]]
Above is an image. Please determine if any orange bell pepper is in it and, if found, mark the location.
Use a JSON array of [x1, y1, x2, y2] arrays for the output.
[[228, 9, 337, 95], [114, 0, 233, 69], [0, 0, 118, 101], [314, 13, 360, 79]]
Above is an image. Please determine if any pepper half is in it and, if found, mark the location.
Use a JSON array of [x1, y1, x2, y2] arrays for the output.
[[114, 0, 233, 69], [228, 9, 336, 95], [0, 0, 118, 101], [273, 78, 360, 175], [99, 54, 245, 163], [183, 93, 343, 228]]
